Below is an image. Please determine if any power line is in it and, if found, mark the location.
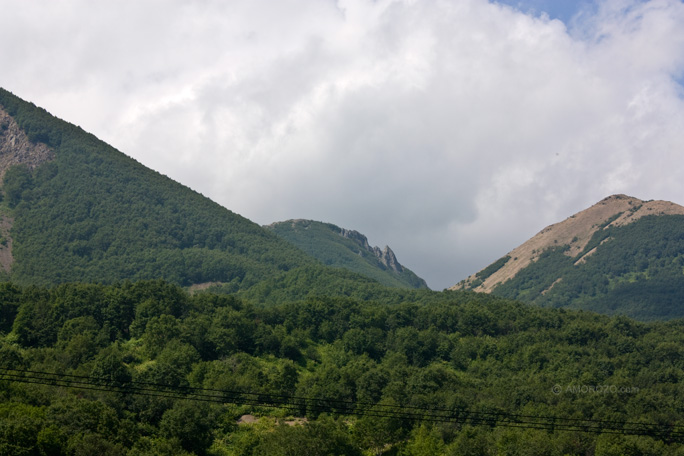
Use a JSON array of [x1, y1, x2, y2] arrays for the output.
[[1, 367, 683, 442]]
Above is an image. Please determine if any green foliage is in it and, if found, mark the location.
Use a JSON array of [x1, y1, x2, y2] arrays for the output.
[[249, 417, 361, 456], [12, 286, 56, 347], [400, 424, 445, 456], [0, 402, 47, 455], [2, 164, 34, 208], [475, 255, 511, 281], [160, 401, 217, 456], [90, 345, 132, 386], [0, 282, 21, 333], [1, 280, 683, 454]]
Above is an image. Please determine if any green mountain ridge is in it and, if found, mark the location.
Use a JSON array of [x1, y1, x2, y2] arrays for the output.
[[265, 219, 428, 289], [0, 88, 333, 292], [454, 195, 684, 320]]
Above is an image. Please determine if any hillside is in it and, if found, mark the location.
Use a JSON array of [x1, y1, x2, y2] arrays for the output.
[[0, 88, 325, 289], [265, 219, 428, 289], [453, 194, 684, 320]]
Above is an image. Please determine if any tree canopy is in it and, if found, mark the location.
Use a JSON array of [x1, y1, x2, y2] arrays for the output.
[[1, 280, 683, 454]]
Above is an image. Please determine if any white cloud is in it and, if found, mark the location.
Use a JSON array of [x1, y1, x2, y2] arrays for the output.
[[1, 0, 683, 289]]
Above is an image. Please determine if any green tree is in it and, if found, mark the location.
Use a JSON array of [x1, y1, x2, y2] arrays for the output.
[[400, 424, 445, 456], [160, 401, 216, 456], [0, 402, 45, 455], [251, 418, 361, 456], [90, 345, 132, 387], [3, 164, 33, 208], [12, 287, 56, 347], [0, 282, 21, 333]]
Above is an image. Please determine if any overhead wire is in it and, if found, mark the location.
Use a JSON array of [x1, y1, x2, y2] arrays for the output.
[[1, 367, 682, 442]]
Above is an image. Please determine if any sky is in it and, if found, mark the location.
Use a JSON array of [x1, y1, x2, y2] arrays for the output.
[[1, 0, 684, 290]]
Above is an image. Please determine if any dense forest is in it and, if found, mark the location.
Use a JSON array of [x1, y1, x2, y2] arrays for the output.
[[493, 215, 684, 320], [1, 281, 684, 455]]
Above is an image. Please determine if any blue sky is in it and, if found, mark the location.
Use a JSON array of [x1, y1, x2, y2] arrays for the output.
[[495, 0, 598, 23], [2, 0, 684, 289]]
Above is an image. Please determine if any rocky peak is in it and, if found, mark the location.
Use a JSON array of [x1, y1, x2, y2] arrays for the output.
[[375, 245, 403, 272], [337, 228, 403, 273], [338, 228, 372, 251], [0, 107, 55, 181]]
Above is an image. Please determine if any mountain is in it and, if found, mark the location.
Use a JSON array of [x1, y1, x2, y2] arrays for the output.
[[265, 219, 428, 289], [453, 194, 684, 320], [2, 90, 684, 454], [0, 88, 331, 290]]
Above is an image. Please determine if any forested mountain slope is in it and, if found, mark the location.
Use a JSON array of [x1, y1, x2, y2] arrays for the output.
[[266, 219, 428, 289], [0, 88, 327, 289], [454, 195, 684, 320]]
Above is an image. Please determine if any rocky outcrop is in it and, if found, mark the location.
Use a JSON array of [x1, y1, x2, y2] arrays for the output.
[[375, 245, 402, 272], [338, 228, 403, 272], [0, 107, 55, 181], [339, 228, 373, 251]]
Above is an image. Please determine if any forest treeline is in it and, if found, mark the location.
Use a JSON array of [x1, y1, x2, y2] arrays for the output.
[[1, 280, 683, 455]]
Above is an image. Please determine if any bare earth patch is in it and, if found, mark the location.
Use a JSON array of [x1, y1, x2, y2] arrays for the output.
[[187, 282, 225, 293], [237, 414, 258, 425], [236, 414, 308, 426]]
